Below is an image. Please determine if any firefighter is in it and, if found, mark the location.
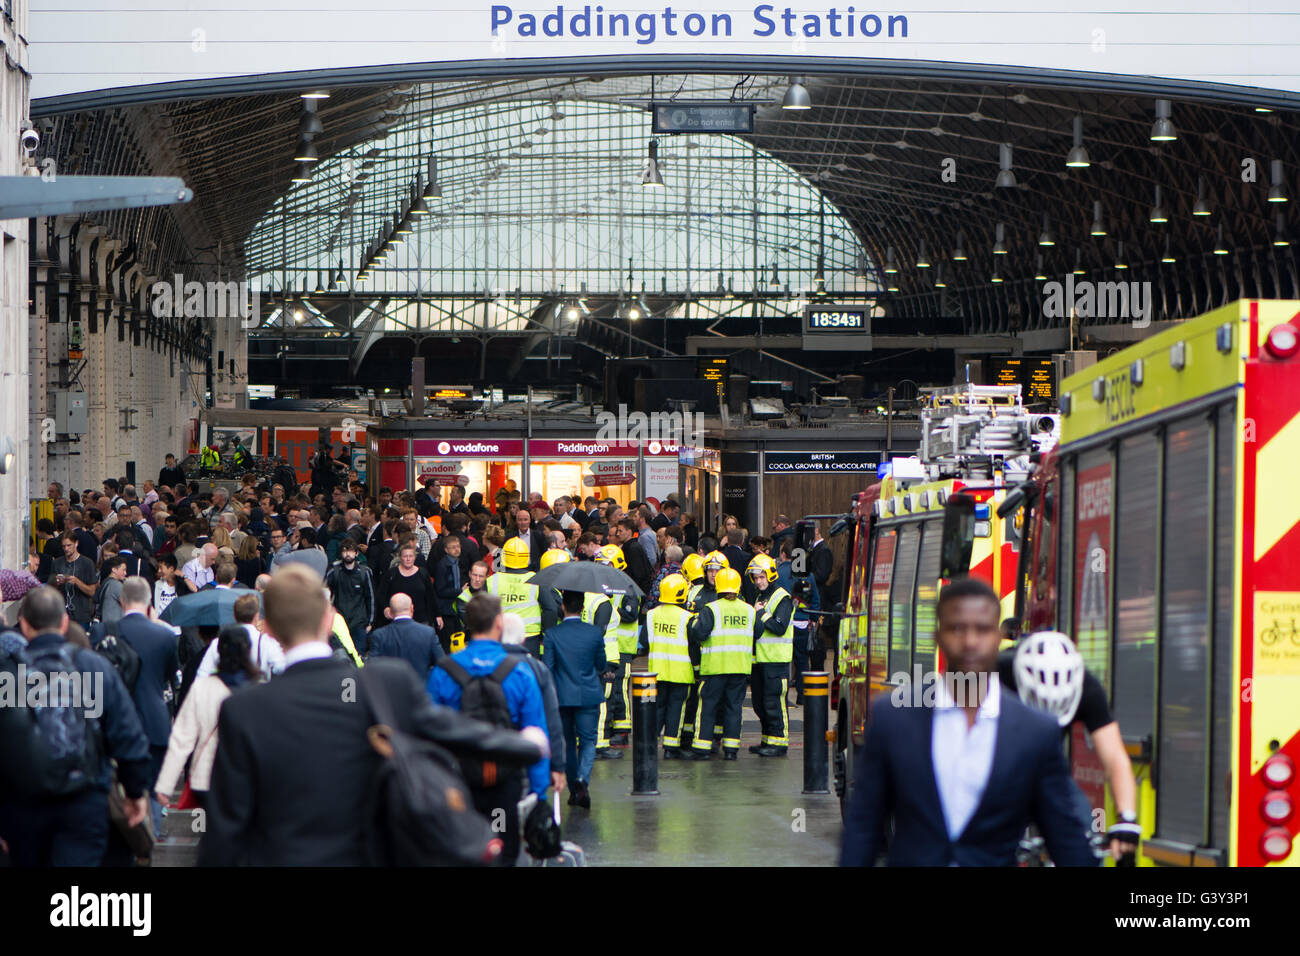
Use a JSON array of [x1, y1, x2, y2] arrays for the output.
[[681, 552, 706, 610], [591, 544, 640, 748], [682, 549, 725, 746], [485, 537, 542, 653], [584, 545, 638, 758], [685, 567, 753, 760], [647, 573, 695, 759], [537, 547, 571, 633], [747, 553, 795, 756]]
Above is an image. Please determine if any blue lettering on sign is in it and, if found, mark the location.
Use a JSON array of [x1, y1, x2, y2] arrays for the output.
[[489, 6, 907, 43]]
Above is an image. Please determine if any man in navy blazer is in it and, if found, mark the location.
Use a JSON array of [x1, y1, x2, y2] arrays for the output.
[[840, 578, 1097, 867], [540, 589, 610, 809], [367, 593, 445, 678], [116, 576, 180, 835]]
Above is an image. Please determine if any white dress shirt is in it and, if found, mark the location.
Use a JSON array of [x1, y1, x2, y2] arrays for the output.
[[283, 640, 334, 669], [931, 673, 1000, 842], [197, 624, 286, 681]]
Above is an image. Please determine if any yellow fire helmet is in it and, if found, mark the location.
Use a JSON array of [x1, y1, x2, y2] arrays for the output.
[[702, 549, 728, 572], [502, 536, 531, 570], [657, 573, 690, 606], [680, 551, 705, 584], [747, 553, 778, 580], [596, 544, 627, 571], [715, 567, 742, 596], [540, 548, 572, 571]]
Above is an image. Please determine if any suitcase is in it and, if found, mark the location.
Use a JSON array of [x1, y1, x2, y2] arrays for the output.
[[531, 839, 586, 867]]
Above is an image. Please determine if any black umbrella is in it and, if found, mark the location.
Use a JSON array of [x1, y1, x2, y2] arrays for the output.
[[528, 561, 643, 599]]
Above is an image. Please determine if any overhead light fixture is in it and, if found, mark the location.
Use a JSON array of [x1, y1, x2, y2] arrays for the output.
[[1268, 159, 1289, 203], [395, 217, 413, 236], [915, 240, 931, 269], [769, 261, 781, 286], [1213, 223, 1230, 255], [564, 302, 582, 321], [887, 280, 900, 292], [423, 156, 443, 199], [290, 163, 312, 184], [314, 271, 325, 295], [1034, 254, 1047, 281], [726, 278, 736, 298], [991, 269, 1003, 284], [1256, 106, 1274, 113], [1065, 115, 1090, 167], [853, 253, 869, 277], [934, 262, 946, 288], [951, 232, 967, 261], [298, 101, 324, 137], [716, 271, 727, 296], [1114, 240, 1128, 269], [884, 246, 899, 274], [641, 138, 665, 188], [1150, 99, 1177, 141], [1038, 213, 1055, 246], [1193, 175, 1213, 216], [294, 138, 319, 163], [995, 143, 1016, 188], [1073, 249, 1086, 275], [1149, 184, 1168, 223], [993, 222, 1008, 255], [1161, 236, 1177, 262], [782, 76, 812, 110], [409, 195, 430, 216], [1090, 200, 1107, 236], [813, 254, 827, 295], [301, 90, 330, 100], [1274, 212, 1290, 247]]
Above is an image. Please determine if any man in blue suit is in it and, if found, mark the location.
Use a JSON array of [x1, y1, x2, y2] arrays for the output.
[[367, 594, 445, 678], [840, 577, 1097, 867], [116, 576, 180, 836], [540, 589, 609, 810]]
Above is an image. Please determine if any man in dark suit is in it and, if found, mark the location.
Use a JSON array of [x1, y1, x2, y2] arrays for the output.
[[116, 576, 180, 836], [840, 577, 1097, 867], [115, 529, 154, 584], [200, 564, 543, 866], [808, 523, 833, 595], [721, 528, 750, 573], [540, 590, 610, 809], [368, 594, 446, 677], [509, 508, 550, 573]]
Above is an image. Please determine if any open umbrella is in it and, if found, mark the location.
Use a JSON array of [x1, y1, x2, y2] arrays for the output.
[[527, 561, 643, 600], [160, 587, 260, 628]]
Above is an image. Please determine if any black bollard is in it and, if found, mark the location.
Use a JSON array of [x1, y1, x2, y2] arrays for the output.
[[802, 671, 830, 794], [631, 672, 659, 795]]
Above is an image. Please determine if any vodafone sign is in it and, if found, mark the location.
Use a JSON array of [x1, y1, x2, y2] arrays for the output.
[[412, 438, 524, 457]]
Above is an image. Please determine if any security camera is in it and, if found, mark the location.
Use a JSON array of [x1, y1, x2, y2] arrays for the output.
[[20, 124, 39, 153]]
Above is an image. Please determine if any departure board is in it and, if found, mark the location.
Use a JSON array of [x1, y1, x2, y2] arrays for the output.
[[699, 357, 727, 404], [992, 357, 1056, 404]]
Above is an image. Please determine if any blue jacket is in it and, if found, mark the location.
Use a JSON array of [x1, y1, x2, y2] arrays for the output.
[[433, 556, 464, 618], [427, 640, 550, 796], [5, 632, 152, 798], [368, 616, 445, 679], [839, 689, 1098, 867], [116, 611, 180, 747], [539, 617, 607, 709]]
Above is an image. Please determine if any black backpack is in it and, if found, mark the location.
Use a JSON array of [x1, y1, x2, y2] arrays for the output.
[[357, 663, 500, 866], [0, 644, 103, 799], [95, 633, 141, 695], [436, 656, 518, 789]]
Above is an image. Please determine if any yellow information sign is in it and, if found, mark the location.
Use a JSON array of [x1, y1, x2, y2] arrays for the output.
[[1254, 591, 1300, 676]]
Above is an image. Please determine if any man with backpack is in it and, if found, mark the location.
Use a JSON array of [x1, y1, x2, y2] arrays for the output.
[[427, 593, 551, 866], [0, 586, 152, 866]]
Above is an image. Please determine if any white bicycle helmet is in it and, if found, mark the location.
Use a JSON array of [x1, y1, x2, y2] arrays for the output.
[[1014, 631, 1085, 727]]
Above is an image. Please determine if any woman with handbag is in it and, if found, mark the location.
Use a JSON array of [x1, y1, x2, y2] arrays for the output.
[[155, 626, 261, 812]]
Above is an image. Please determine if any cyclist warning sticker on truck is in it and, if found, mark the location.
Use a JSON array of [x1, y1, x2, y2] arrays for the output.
[[1254, 591, 1300, 676]]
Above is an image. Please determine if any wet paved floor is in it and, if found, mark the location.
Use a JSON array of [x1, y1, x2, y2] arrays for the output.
[[155, 694, 842, 868]]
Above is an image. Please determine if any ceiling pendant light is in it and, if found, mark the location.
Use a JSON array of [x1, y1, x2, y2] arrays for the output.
[[290, 163, 312, 184], [1161, 236, 1176, 262], [716, 271, 727, 296], [1150, 99, 1177, 141], [1213, 223, 1230, 255], [1149, 184, 1168, 223], [992, 222, 1009, 255], [769, 260, 781, 287], [1038, 212, 1055, 246], [1114, 240, 1128, 269], [641, 139, 665, 188], [782, 76, 812, 110], [934, 262, 946, 288], [1090, 200, 1107, 236], [301, 90, 330, 100], [1274, 212, 1290, 247], [1193, 175, 1213, 216], [884, 246, 899, 274], [991, 268, 1004, 284], [951, 232, 967, 262], [1073, 249, 1086, 275], [1065, 115, 1090, 167], [294, 138, 318, 163], [853, 253, 869, 277], [915, 240, 930, 268], [313, 271, 325, 295], [995, 143, 1017, 188], [1034, 253, 1047, 281], [424, 156, 443, 200], [813, 254, 827, 294], [298, 100, 324, 137], [1268, 159, 1289, 203]]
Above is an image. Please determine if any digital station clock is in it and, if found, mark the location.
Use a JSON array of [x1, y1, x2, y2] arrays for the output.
[[804, 307, 867, 333]]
